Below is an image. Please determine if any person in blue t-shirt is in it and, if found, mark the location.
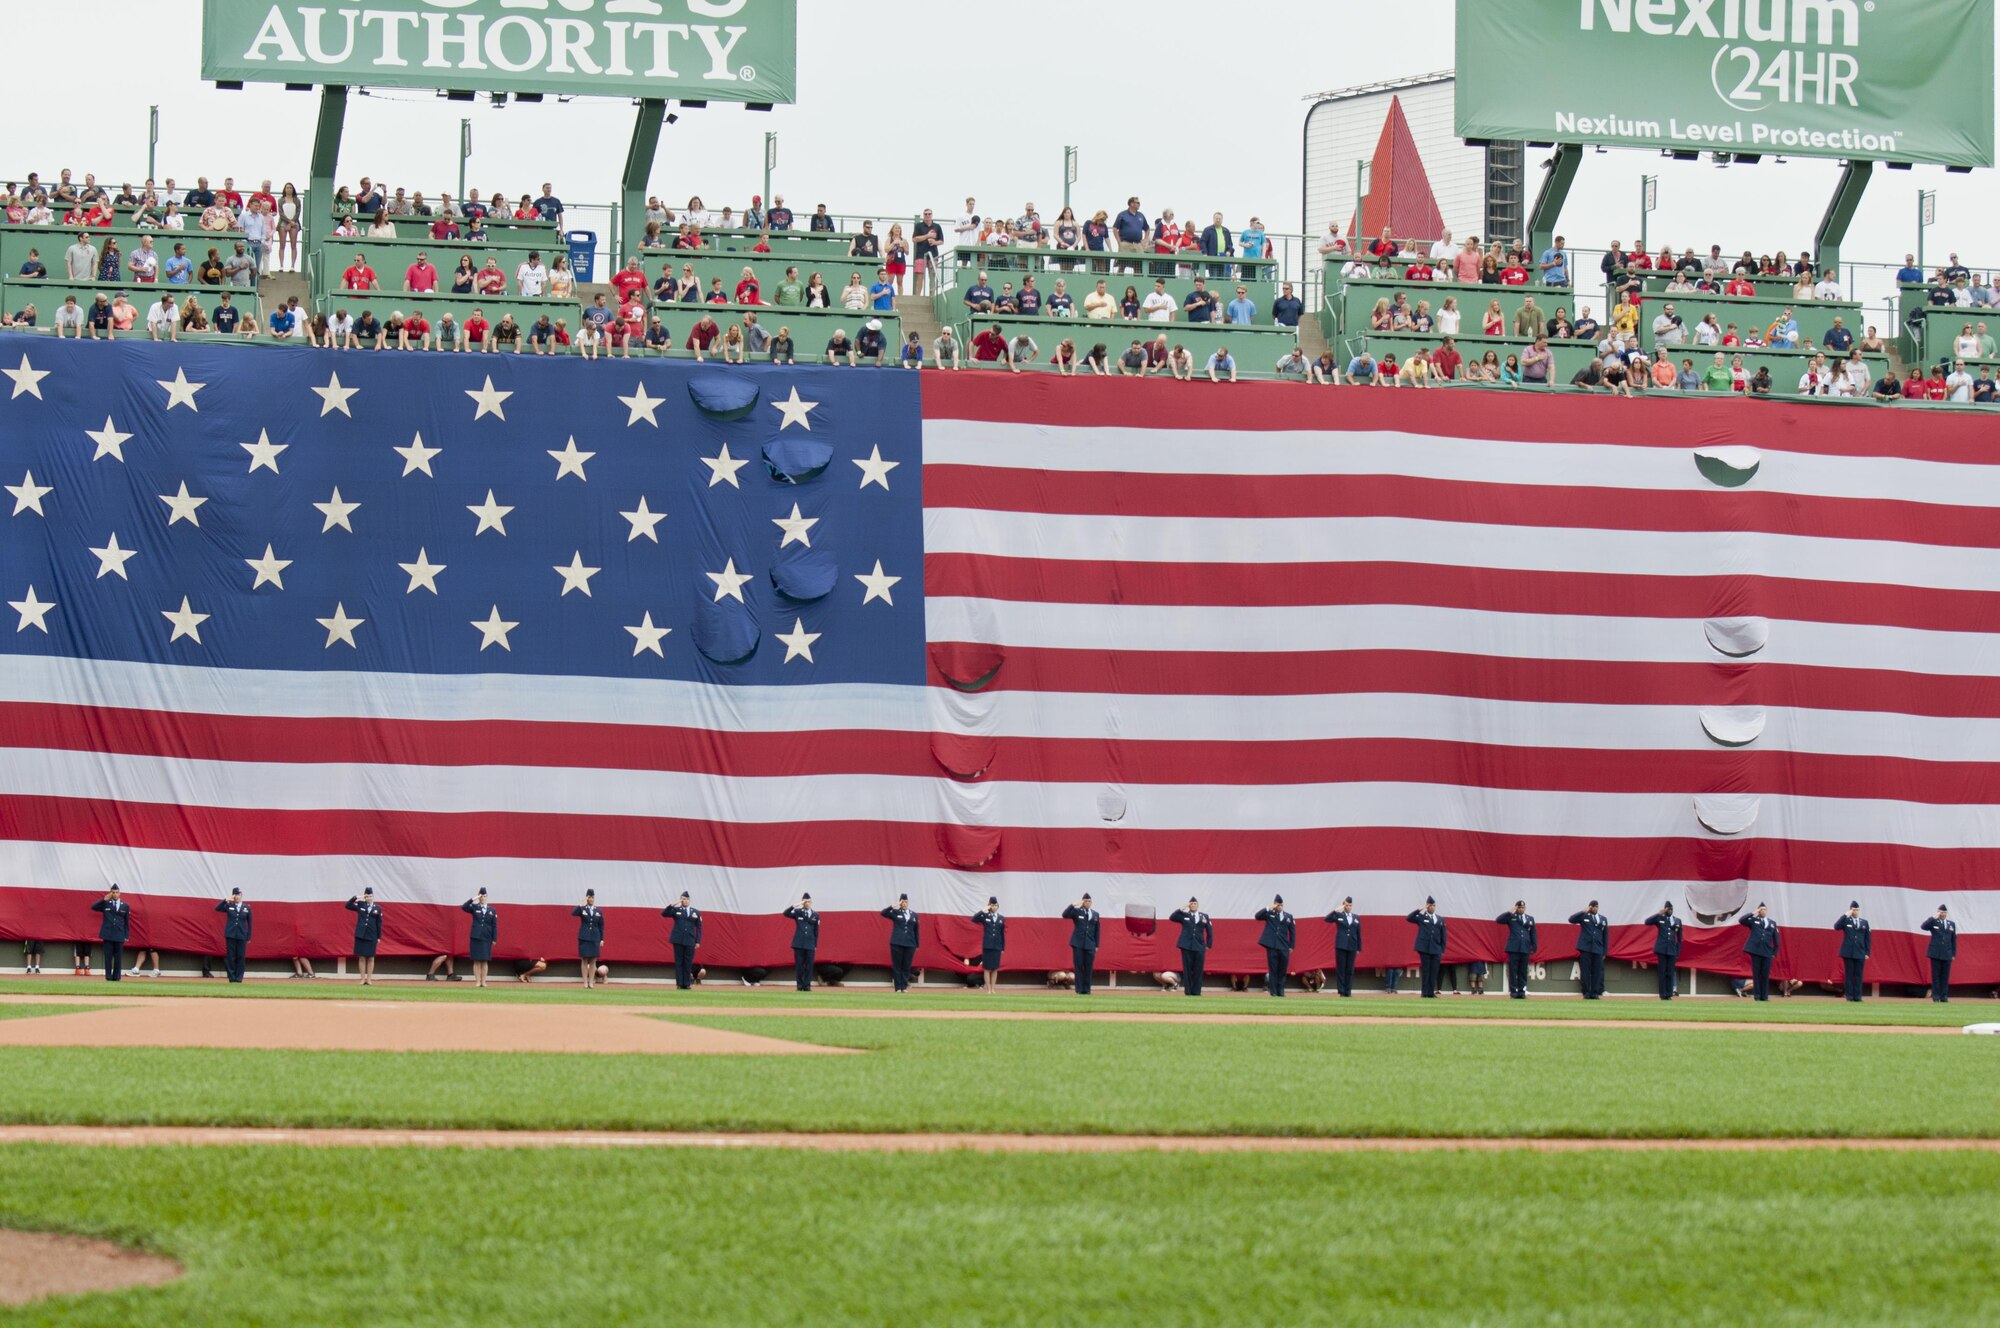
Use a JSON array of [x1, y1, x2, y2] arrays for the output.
[[1225, 286, 1257, 325], [1272, 282, 1303, 328], [1345, 353, 1377, 384], [1182, 280, 1218, 324], [1895, 253, 1925, 285], [1539, 236, 1571, 285], [962, 275, 996, 313], [534, 183, 563, 225], [869, 272, 896, 311], [267, 303, 297, 338]]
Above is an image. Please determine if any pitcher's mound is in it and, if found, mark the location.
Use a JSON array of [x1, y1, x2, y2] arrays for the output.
[[0, 1230, 182, 1305]]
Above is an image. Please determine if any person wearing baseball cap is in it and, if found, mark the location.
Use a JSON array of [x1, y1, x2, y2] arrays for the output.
[[1834, 900, 1872, 1002], [881, 893, 919, 993], [784, 893, 821, 991], [345, 886, 384, 986], [89, 884, 132, 982], [1567, 899, 1608, 999], [1324, 896, 1362, 997], [1168, 897, 1213, 996], [216, 887, 253, 984], [1642, 900, 1683, 1000], [573, 889, 606, 990], [971, 896, 1007, 993], [662, 892, 703, 991], [1921, 904, 1957, 1002], [1405, 895, 1448, 998], [1255, 894, 1296, 997], [462, 888, 499, 988], [1739, 902, 1780, 1001], [1061, 893, 1101, 995]]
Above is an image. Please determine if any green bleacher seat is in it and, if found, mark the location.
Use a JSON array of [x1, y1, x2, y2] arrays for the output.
[[315, 235, 575, 302], [3, 277, 264, 330], [946, 311, 1294, 373], [1, 224, 247, 285], [1324, 274, 1591, 345], [312, 289, 575, 343], [956, 243, 1279, 295]]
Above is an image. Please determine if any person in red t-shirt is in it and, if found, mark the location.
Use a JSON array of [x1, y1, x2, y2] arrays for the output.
[[605, 310, 631, 355], [618, 301, 644, 354], [1723, 276, 1755, 297], [1925, 371, 1949, 400], [400, 313, 432, 350], [405, 254, 439, 293], [1901, 374, 1927, 400], [1368, 228, 1398, 259], [735, 271, 761, 304], [1629, 249, 1654, 271], [685, 314, 720, 361], [430, 215, 461, 242], [972, 324, 1008, 362], [1499, 263, 1530, 285], [342, 255, 378, 290], [477, 260, 507, 296], [464, 311, 489, 348], [611, 259, 647, 306], [1404, 261, 1434, 282], [1431, 338, 1462, 381]]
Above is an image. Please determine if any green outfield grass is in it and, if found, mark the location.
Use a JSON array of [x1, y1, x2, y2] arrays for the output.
[[0, 1017, 1990, 1138], [0, 1144, 1991, 1326], [0, 975, 1982, 1026]]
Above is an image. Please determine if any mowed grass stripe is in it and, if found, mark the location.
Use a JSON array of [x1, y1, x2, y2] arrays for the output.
[[0, 1018, 1990, 1138], [0, 1145, 1994, 1326]]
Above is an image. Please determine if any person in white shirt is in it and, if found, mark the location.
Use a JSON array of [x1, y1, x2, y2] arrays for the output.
[[1140, 282, 1176, 322], [1812, 270, 1842, 301], [1946, 360, 1975, 402], [516, 255, 548, 297], [328, 309, 356, 349], [1953, 327, 1981, 359], [146, 295, 180, 341], [1435, 297, 1461, 336], [1428, 229, 1455, 268], [1316, 221, 1347, 261], [1797, 356, 1834, 395], [1694, 313, 1721, 346], [955, 197, 980, 245], [1340, 258, 1372, 282]]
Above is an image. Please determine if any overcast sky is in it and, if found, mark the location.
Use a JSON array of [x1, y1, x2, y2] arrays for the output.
[[23, 0, 2000, 288]]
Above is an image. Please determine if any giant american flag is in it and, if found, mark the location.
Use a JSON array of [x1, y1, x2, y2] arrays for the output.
[[0, 336, 1993, 984]]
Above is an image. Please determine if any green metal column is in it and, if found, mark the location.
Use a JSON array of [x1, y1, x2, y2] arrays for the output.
[[1527, 144, 1582, 260], [620, 99, 668, 276], [306, 85, 349, 282], [1813, 160, 1872, 277]]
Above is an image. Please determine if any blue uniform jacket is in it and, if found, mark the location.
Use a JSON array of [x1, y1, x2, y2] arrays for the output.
[[1325, 909, 1362, 953], [346, 898, 383, 942], [1643, 912, 1683, 958], [881, 906, 919, 948], [1407, 909, 1448, 955], [1568, 910, 1608, 955], [461, 900, 498, 943], [1254, 908, 1296, 952], [91, 898, 130, 943], [1061, 905, 1100, 951], [1921, 916, 1957, 960], [572, 906, 604, 947], [783, 906, 820, 949], [1495, 912, 1537, 956], [1169, 908, 1213, 953], [1739, 914, 1780, 958], [1835, 914, 1872, 959], [662, 904, 702, 947], [215, 900, 253, 941], [971, 910, 1007, 952]]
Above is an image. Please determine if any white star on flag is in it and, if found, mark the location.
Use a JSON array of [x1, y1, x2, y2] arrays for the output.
[[86, 416, 133, 463], [548, 437, 595, 481], [241, 430, 288, 474], [772, 502, 818, 548], [395, 431, 442, 477], [157, 481, 208, 528], [467, 489, 514, 536], [706, 558, 754, 603], [554, 552, 601, 597], [770, 386, 818, 431], [465, 375, 513, 421], [3, 353, 48, 400], [775, 618, 821, 663], [156, 367, 205, 412], [620, 496, 666, 543], [855, 560, 901, 606], [89, 533, 137, 580], [7, 470, 52, 517], [854, 445, 900, 490], [701, 442, 751, 489], [471, 606, 518, 652], [399, 549, 446, 594], [9, 586, 54, 633], [312, 371, 359, 418], [245, 544, 292, 590], [162, 596, 210, 644], [317, 603, 364, 649], [625, 612, 672, 658], [315, 487, 360, 533], [618, 381, 664, 427]]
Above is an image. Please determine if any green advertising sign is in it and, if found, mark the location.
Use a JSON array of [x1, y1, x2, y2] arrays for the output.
[[202, 0, 796, 103], [1456, 0, 1994, 168]]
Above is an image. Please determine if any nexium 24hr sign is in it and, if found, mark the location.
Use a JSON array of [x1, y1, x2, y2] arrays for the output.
[[201, 0, 797, 103], [1456, 0, 1994, 167]]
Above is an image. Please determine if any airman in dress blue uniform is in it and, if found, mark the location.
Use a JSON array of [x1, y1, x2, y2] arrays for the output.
[[1495, 900, 1537, 999], [971, 896, 1007, 993], [1324, 896, 1362, 997], [215, 888, 253, 983], [1920, 904, 1956, 1002], [881, 893, 919, 992], [1567, 900, 1608, 998], [1061, 894, 1101, 995], [1641, 900, 1682, 999], [462, 888, 499, 988], [345, 887, 383, 985], [1406, 896, 1447, 997], [662, 892, 702, 990], [783, 893, 820, 991], [1739, 902, 1780, 1000], [89, 885, 130, 982], [572, 889, 606, 989], [1168, 898, 1213, 996], [1834, 901, 1871, 1001], [1254, 895, 1296, 997]]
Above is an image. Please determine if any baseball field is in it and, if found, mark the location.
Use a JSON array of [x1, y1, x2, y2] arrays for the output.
[[0, 979, 1994, 1326]]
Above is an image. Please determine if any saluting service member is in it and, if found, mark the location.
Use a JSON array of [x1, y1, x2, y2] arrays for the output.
[[783, 894, 820, 991], [1495, 900, 1537, 999], [1061, 893, 1101, 995], [1567, 900, 1608, 999], [1406, 896, 1447, 998], [1168, 897, 1213, 996], [1834, 901, 1871, 1002], [1254, 895, 1296, 997], [89, 884, 131, 983], [462, 888, 499, 989], [881, 893, 919, 993], [1739, 902, 1780, 1001], [215, 888, 253, 983], [1920, 904, 1956, 1002], [1325, 896, 1362, 998], [346, 887, 383, 985], [662, 892, 703, 991], [1641, 900, 1683, 1000], [971, 896, 1006, 993], [572, 890, 605, 989]]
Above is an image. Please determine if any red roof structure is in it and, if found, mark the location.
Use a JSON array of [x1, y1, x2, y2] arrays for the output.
[[1348, 95, 1447, 246]]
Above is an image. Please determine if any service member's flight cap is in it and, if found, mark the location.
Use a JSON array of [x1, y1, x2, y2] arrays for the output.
[[988, 896, 998, 905], [679, 891, 690, 900], [1425, 895, 1435, 904], [897, 893, 908, 902], [1849, 900, 1861, 908], [1081, 892, 1092, 901], [1515, 899, 1525, 907], [1273, 894, 1284, 904], [1939, 903, 1949, 912], [363, 886, 374, 896], [477, 888, 487, 897], [230, 888, 241, 897], [1342, 895, 1353, 904], [802, 892, 812, 901], [1588, 899, 1599, 907], [585, 889, 595, 899]]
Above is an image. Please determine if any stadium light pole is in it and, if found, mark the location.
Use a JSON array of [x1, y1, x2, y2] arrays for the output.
[[763, 132, 777, 212], [1063, 145, 1078, 213], [458, 119, 472, 202], [1640, 175, 1658, 255], [1917, 189, 1936, 274], [1354, 160, 1370, 234], [147, 106, 159, 182]]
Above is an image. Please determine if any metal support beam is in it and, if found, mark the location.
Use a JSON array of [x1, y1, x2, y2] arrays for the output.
[[307, 85, 349, 262], [1813, 159, 1872, 277], [1526, 144, 1582, 262], [620, 98, 668, 274]]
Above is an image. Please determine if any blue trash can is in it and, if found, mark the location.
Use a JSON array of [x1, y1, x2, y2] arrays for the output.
[[565, 231, 597, 284]]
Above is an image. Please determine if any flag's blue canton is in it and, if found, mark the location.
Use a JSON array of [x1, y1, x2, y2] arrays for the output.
[[0, 340, 924, 684]]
